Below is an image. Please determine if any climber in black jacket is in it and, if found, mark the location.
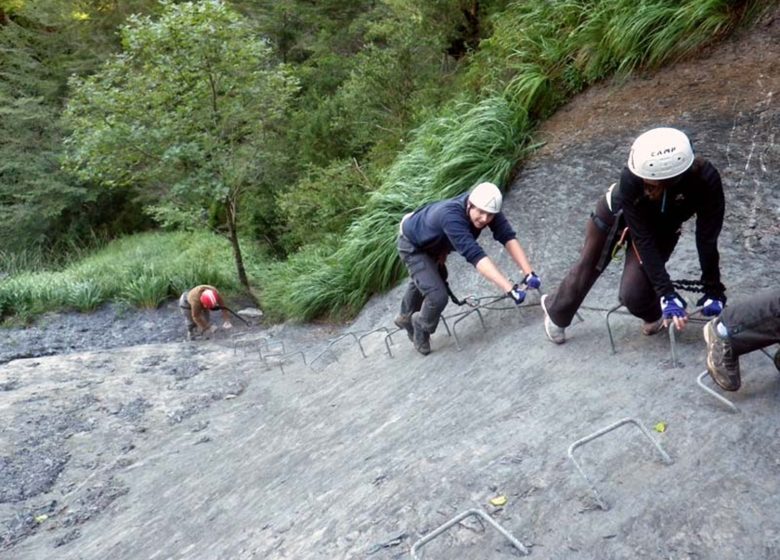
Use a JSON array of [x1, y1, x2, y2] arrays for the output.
[[540, 127, 726, 344]]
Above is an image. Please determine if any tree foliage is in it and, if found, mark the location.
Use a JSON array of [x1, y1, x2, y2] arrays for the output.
[[0, 0, 158, 256], [1, 0, 771, 321], [63, 0, 299, 289]]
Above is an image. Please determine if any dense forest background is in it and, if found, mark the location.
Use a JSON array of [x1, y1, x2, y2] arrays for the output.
[[0, 0, 772, 322]]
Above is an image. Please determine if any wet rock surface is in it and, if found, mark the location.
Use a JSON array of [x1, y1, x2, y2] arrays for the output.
[[1, 14, 779, 560]]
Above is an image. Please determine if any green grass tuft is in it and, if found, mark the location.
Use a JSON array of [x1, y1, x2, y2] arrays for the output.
[[0, 231, 250, 321]]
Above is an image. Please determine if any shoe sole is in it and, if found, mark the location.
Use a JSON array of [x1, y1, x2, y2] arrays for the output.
[[641, 321, 665, 336], [540, 294, 565, 344], [703, 322, 738, 392]]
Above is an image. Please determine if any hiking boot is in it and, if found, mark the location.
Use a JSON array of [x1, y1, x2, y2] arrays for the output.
[[540, 294, 566, 344], [641, 318, 665, 336], [411, 312, 431, 355], [703, 318, 741, 392], [394, 313, 414, 342]]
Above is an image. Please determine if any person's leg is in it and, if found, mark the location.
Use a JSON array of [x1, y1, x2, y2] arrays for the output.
[[179, 292, 197, 340], [619, 231, 680, 326], [400, 280, 424, 317], [395, 236, 425, 340], [397, 237, 448, 354], [618, 247, 662, 324], [701, 286, 778, 391], [545, 197, 614, 328], [395, 280, 423, 341], [720, 289, 780, 356]]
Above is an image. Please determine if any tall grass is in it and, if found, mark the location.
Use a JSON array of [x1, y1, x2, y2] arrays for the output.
[[263, 0, 766, 321], [0, 231, 244, 321], [475, 0, 764, 120]]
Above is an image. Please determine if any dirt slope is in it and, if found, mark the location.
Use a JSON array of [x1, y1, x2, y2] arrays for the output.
[[1, 11, 779, 560]]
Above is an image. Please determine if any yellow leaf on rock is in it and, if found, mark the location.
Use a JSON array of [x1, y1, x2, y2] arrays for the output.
[[489, 495, 507, 507]]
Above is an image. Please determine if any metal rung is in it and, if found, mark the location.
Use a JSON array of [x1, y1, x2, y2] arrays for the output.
[[605, 304, 707, 366], [605, 303, 624, 354], [696, 370, 739, 412], [357, 326, 392, 357], [567, 417, 673, 511], [410, 508, 528, 559], [446, 290, 541, 351], [262, 350, 307, 375], [231, 334, 270, 356], [308, 332, 366, 371], [668, 307, 707, 366], [449, 307, 485, 350]]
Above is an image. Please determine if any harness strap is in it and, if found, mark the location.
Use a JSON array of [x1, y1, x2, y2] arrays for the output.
[[594, 209, 625, 272]]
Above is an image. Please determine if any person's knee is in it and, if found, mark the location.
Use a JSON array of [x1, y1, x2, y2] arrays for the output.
[[427, 288, 449, 313], [621, 290, 659, 320]]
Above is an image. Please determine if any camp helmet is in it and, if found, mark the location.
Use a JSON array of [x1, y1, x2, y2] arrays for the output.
[[469, 182, 503, 213], [627, 127, 694, 180], [200, 289, 219, 309]]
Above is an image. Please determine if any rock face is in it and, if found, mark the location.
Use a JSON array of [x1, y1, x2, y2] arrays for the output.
[[1, 14, 779, 560]]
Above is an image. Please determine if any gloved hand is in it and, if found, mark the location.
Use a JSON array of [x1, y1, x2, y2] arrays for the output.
[[661, 292, 687, 320], [523, 271, 541, 290], [696, 294, 724, 317], [222, 321, 233, 330], [507, 284, 526, 305]]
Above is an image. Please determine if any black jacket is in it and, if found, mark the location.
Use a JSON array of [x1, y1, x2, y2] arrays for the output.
[[611, 157, 725, 299]]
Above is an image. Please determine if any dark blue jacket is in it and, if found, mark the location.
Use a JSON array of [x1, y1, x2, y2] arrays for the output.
[[401, 193, 517, 266]]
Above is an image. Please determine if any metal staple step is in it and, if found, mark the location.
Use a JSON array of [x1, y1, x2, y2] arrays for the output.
[[410, 508, 529, 559], [567, 417, 673, 511]]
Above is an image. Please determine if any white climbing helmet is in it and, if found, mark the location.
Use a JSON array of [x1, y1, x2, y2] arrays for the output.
[[627, 127, 694, 180], [469, 182, 503, 213]]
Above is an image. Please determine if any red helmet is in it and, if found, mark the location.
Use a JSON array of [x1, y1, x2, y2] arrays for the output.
[[199, 289, 219, 309]]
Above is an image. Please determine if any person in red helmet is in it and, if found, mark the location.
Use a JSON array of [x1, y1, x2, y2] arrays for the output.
[[178, 285, 232, 340]]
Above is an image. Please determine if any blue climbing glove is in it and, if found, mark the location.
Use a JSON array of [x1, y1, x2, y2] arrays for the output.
[[507, 284, 526, 305], [696, 294, 725, 317], [660, 292, 687, 320], [523, 271, 541, 290]]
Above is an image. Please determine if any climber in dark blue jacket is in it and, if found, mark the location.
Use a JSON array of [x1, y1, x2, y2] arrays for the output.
[[395, 182, 540, 355]]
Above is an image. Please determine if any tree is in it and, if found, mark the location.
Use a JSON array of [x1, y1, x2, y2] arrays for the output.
[[0, 0, 158, 256], [63, 0, 298, 289]]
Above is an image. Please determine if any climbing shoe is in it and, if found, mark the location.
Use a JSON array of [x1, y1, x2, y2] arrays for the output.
[[411, 312, 431, 355], [703, 318, 741, 392], [540, 294, 566, 344], [393, 313, 414, 342], [641, 318, 665, 336]]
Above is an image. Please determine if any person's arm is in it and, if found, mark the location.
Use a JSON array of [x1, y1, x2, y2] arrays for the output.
[[504, 238, 534, 278], [191, 304, 211, 332], [475, 256, 513, 293], [694, 161, 725, 299]]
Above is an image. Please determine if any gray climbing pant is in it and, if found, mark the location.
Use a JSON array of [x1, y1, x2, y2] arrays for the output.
[[397, 235, 449, 334], [721, 288, 780, 357]]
